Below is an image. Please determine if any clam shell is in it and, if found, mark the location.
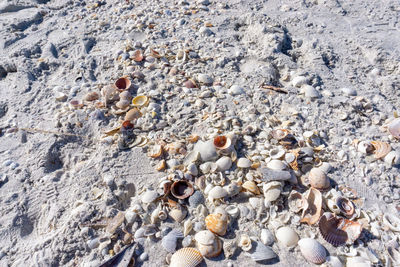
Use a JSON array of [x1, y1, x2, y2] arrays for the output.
[[205, 213, 228, 236], [187, 163, 198, 176], [213, 135, 232, 150], [169, 205, 187, 223], [125, 108, 142, 121], [300, 188, 323, 225], [162, 229, 184, 253], [141, 190, 159, 203], [384, 150, 400, 165], [260, 229, 275, 246], [271, 129, 290, 140], [298, 238, 327, 264], [114, 77, 131, 91], [336, 197, 355, 217], [239, 234, 252, 251], [188, 190, 205, 208], [266, 160, 287, 170], [195, 230, 215, 246], [309, 168, 330, 190], [84, 91, 99, 101], [319, 212, 362, 246], [132, 49, 144, 62], [263, 181, 282, 202], [371, 141, 391, 159], [288, 190, 307, 213], [215, 156, 232, 171], [194, 140, 218, 162], [242, 181, 260, 195], [116, 99, 130, 109], [170, 180, 194, 199], [275, 226, 299, 247], [208, 186, 228, 199], [269, 147, 285, 160], [169, 247, 203, 267], [237, 158, 252, 168], [388, 117, 400, 139], [119, 90, 132, 100], [249, 241, 277, 262], [132, 95, 149, 107]]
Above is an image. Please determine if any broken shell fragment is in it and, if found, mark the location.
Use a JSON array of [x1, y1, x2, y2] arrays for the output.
[[141, 190, 159, 203], [238, 234, 252, 251], [288, 190, 307, 213], [194, 140, 218, 162], [132, 95, 149, 107], [384, 150, 400, 165], [84, 91, 99, 101], [205, 213, 228, 236], [275, 226, 299, 247], [388, 117, 400, 139], [357, 141, 374, 154], [309, 168, 330, 191], [116, 99, 130, 109], [300, 188, 323, 225], [114, 77, 131, 91], [335, 197, 355, 218], [149, 144, 163, 158], [213, 135, 232, 150], [263, 181, 282, 202], [169, 247, 203, 267], [170, 180, 194, 199], [371, 141, 391, 159], [298, 238, 327, 264], [223, 240, 237, 259], [249, 241, 277, 262], [242, 181, 260, 195]]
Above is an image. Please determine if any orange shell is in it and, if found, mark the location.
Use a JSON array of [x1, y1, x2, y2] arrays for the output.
[[213, 135, 231, 150], [205, 213, 228, 236], [133, 49, 144, 62]]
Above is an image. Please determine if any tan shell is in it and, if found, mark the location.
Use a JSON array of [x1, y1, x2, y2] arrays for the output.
[[119, 90, 132, 100], [149, 144, 163, 158], [371, 141, 391, 159], [309, 168, 330, 191], [300, 188, 323, 225], [116, 99, 130, 109], [388, 117, 400, 139], [242, 181, 260, 195], [84, 91, 99, 101], [275, 226, 299, 247], [132, 95, 149, 107], [125, 108, 142, 121], [133, 49, 144, 62], [169, 247, 203, 267], [271, 129, 290, 140], [197, 237, 222, 258], [298, 238, 327, 264], [205, 213, 228, 236], [238, 234, 252, 251], [169, 205, 187, 223], [288, 190, 308, 213]]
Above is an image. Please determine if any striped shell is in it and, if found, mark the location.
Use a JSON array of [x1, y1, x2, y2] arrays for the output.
[[205, 213, 228, 236], [298, 238, 327, 264], [170, 247, 203, 267], [169, 205, 187, 223], [300, 188, 323, 225], [371, 141, 391, 159], [388, 117, 400, 139], [250, 241, 277, 262], [242, 181, 260, 195], [319, 212, 362, 246], [162, 229, 184, 253]]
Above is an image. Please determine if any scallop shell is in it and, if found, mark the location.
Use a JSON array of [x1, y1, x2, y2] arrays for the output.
[[213, 135, 232, 150], [170, 180, 194, 199], [208, 186, 228, 199], [298, 238, 327, 264], [237, 158, 252, 168], [275, 226, 299, 247], [336, 197, 355, 217], [141, 190, 159, 204], [371, 141, 391, 159], [114, 77, 131, 91], [215, 156, 232, 171], [162, 229, 184, 253], [271, 129, 290, 140], [238, 234, 252, 251], [263, 181, 282, 202], [125, 108, 142, 121], [169, 205, 187, 223], [309, 168, 330, 191], [242, 181, 260, 195], [188, 190, 205, 208], [288, 190, 307, 213], [249, 241, 277, 262], [205, 213, 228, 236], [169, 247, 203, 267], [319, 212, 362, 246], [300, 188, 323, 225], [132, 95, 149, 107], [266, 160, 287, 170], [388, 117, 400, 139]]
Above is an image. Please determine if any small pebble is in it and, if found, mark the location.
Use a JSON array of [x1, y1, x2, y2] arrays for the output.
[[228, 85, 245, 95], [138, 251, 148, 262]]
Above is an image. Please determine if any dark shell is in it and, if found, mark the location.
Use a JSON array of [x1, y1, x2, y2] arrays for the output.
[[188, 190, 205, 208], [214, 136, 227, 149], [115, 77, 131, 91], [170, 180, 194, 199], [121, 120, 134, 131], [336, 197, 355, 217]]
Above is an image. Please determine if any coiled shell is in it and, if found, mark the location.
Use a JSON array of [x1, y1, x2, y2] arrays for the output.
[[162, 229, 184, 253], [298, 238, 327, 264], [223, 240, 237, 259], [275, 226, 299, 247], [242, 181, 260, 195], [388, 117, 400, 139], [249, 241, 277, 262], [171, 180, 194, 199], [371, 141, 391, 159], [319, 212, 362, 246], [169, 247, 203, 267], [205, 213, 228, 236], [238, 234, 252, 251], [309, 168, 330, 191]]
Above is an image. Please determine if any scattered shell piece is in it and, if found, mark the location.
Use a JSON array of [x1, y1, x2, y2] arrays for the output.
[[213, 135, 232, 150], [384, 150, 400, 165], [275, 226, 299, 247], [205, 213, 228, 236], [382, 213, 400, 232], [298, 238, 327, 264], [301, 188, 323, 225], [194, 140, 218, 162], [125, 108, 142, 121], [169, 247, 203, 267], [106, 211, 125, 234], [149, 144, 163, 158], [357, 141, 374, 154], [288, 190, 307, 213], [260, 229, 275, 246], [263, 181, 282, 202], [238, 234, 252, 251], [242, 181, 260, 195], [188, 191, 205, 208], [208, 186, 228, 199], [260, 168, 292, 182], [271, 129, 290, 140], [266, 160, 287, 170], [215, 156, 232, 171], [183, 220, 193, 237], [336, 197, 355, 218], [371, 141, 391, 159], [388, 118, 400, 139], [223, 240, 237, 259], [249, 241, 277, 262]]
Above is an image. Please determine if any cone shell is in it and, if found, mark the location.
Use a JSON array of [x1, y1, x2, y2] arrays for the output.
[[132, 95, 149, 107], [298, 238, 327, 264], [205, 213, 228, 236], [318, 212, 362, 246], [309, 168, 330, 190], [114, 77, 131, 91], [371, 141, 391, 159], [388, 117, 400, 139], [242, 181, 260, 195], [169, 247, 203, 267], [170, 180, 194, 199], [300, 188, 323, 225], [335, 197, 355, 217]]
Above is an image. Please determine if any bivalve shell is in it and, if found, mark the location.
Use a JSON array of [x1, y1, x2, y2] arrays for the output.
[[371, 141, 391, 159], [260, 229, 275, 246], [162, 229, 184, 253], [205, 213, 228, 236], [388, 117, 400, 139], [170, 180, 194, 199], [208, 186, 228, 199], [237, 158, 252, 168], [195, 230, 215, 246], [114, 77, 131, 91], [125, 108, 142, 121], [249, 241, 277, 262], [309, 168, 330, 191], [238, 234, 252, 251], [275, 226, 299, 247], [384, 150, 400, 165], [215, 156, 232, 171], [298, 238, 327, 264], [169, 205, 188, 223], [132, 95, 149, 107], [266, 160, 287, 170], [242, 181, 260, 195], [263, 181, 282, 202], [141, 190, 159, 204], [271, 129, 290, 140], [169, 247, 203, 267], [188, 190, 205, 208], [319, 212, 362, 246], [300, 188, 323, 225]]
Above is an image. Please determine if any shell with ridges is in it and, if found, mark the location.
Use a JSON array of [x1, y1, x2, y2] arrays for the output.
[[188, 191, 205, 208], [162, 229, 184, 253], [275, 226, 299, 247], [169, 247, 203, 267], [298, 238, 327, 264], [205, 213, 228, 236], [169, 205, 187, 223], [249, 241, 277, 262], [371, 141, 391, 159], [242, 181, 260, 195]]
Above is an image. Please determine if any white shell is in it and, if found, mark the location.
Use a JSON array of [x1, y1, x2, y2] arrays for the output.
[[237, 158, 252, 168], [224, 182, 241, 197], [357, 141, 373, 154], [208, 186, 228, 199], [248, 197, 263, 209], [302, 85, 320, 98], [183, 220, 193, 236], [184, 151, 200, 166], [162, 229, 184, 253], [194, 140, 218, 162], [269, 147, 285, 160], [266, 160, 287, 170], [263, 181, 282, 202], [284, 152, 296, 163], [275, 226, 299, 247], [195, 230, 215, 246], [187, 163, 198, 176], [169, 206, 187, 223], [226, 205, 240, 218], [260, 229, 275, 246], [298, 238, 327, 264], [238, 234, 252, 251], [215, 156, 232, 171], [141, 190, 159, 203], [169, 247, 203, 267], [384, 150, 400, 165], [249, 241, 277, 262]]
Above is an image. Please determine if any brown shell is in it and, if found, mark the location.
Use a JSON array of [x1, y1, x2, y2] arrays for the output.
[[183, 79, 197, 88], [213, 135, 231, 150], [114, 77, 131, 91], [318, 212, 362, 247], [242, 181, 260, 195], [133, 49, 144, 62], [170, 180, 194, 199], [371, 141, 391, 159], [205, 213, 228, 236], [121, 120, 134, 131], [336, 197, 355, 218], [300, 188, 323, 225], [271, 129, 290, 140]]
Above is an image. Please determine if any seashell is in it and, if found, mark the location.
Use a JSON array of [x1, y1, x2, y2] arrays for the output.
[[300, 188, 323, 225], [184, 151, 200, 166], [223, 240, 237, 259], [309, 168, 330, 191], [249, 197, 263, 209], [169, 247, 203, 267], [260, 229, 275, 246], [208, 186, 228, 199], [182, 235, 193, 247], [357, 141, 374, 154], [326, 199, 341, 215], [271, 129, 290, 140], [263, 181, 282, 202], [188, 190, 205, 208], [198, 237, 222, 258], [260, 168, 292, 182], [84, 91, 99, 101], [183, 79, 197, 88], [215, 156, 232, 171], [213, 135, 232, 150], [194, 140, 218, 162], [242, 181, 260, 195], [114, 77, 131, 91], [186, 163, 198, 176], [384, 150, 400, 165], [125, 108, 142, 121], [382, 213, 400, 232], [249, 241, 277, 262], [336, 197, 355, 218], [149, 144, 163, 158], [319, 212, 362, 246], [141, 190, 159, 204], [132, 49, 144, 62], [238, 234, 252, 251], [269, 147, 286, 160], [284, 152, 296, 163], [288, 190, 307, 213], [119, 90, 132, 100], [275, 226, 299, 247], [388, 117, 400, 139], [132, 95, 149, 107], [237, 158, 252, 168], [195, 230, 215, 246], [170, 180, 194, 199], [371, 141, 391, 159], [151, 205, 167, 223], [183, 220, 193, 237], [205, 213, 228, 236], [116, 99, 130, 109], [162, 229, 184, 253], [266, 160, 287, 170], [224, 182, 241, 197], [298, 238, 327, 264], [169, 205, 187, 223], [225, 205, 240, 218]]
